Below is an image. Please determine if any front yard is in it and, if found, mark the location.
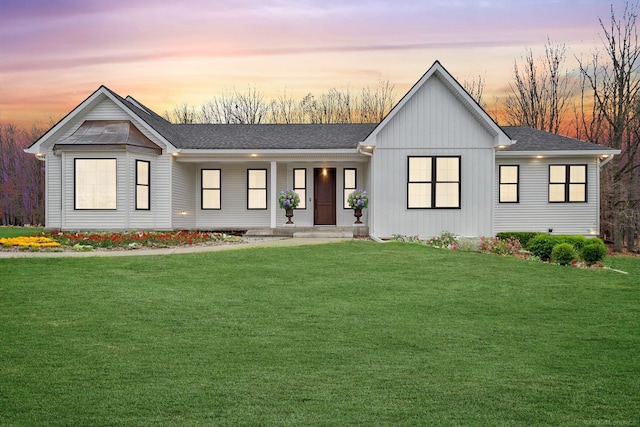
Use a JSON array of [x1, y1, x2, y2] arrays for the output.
[[1, 240, 638, 425]]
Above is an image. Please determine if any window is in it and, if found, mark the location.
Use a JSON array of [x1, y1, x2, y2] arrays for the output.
[[75, 159, 117, 209], [202, 169, 221, 209], [343, 168, 357, 209], [407, 156, 460, 208], [135, 160, 150, 210], [549, 165, 587, 203], [293, 168, 306, 209], [499, 165, 519, 203], [247, 169, 267, 209]]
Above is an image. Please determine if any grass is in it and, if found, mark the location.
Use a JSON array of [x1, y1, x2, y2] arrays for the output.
[[1, 241, 639, 426], [0, 226, 45, 238]]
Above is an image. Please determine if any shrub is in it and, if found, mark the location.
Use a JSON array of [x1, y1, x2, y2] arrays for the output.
[[581, 242, 608, 265], [495, 232, 541, 248], [526, 234, 595, 261], [426, 231, 458, 249], [551, 243, 578, 266], [478, 236, 522, 256]]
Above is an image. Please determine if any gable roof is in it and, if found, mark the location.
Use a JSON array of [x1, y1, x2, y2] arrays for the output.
[[362, 60, 514, 147], [25, 86, 179, 154], [499, 126, 620, 156]]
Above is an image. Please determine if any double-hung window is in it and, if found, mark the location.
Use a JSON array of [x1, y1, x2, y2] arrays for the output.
[[549, 165, 587, 203], [135, 160, 150, 210], [293, 168, 307, 209], [247, 169, 267, 209], [343, 168, 357, 209], [202, 169, 221, 209], [407, 156, 460, 208], [75, 158, 117, 210], [499, 165, 519, 203]]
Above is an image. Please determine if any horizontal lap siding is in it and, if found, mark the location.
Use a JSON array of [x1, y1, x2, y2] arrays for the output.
[[196, 163, 271, 228], [45, 152, 61, 229], [495, 157, 599, 235], [172, 160, 196, 230], [129, 154, 172, 230], [62, 152, 129, 230], [371, 74, 495, 238]]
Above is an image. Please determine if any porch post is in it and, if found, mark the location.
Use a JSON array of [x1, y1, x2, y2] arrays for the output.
[[270, 161, 277, 228]]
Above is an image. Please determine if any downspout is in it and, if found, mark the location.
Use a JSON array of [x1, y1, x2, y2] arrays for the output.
[[599, 154, 615, 168], [357, 145, 388, 242]]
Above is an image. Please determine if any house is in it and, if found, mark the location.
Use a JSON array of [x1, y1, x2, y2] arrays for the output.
[[26, 61, 620, 239]]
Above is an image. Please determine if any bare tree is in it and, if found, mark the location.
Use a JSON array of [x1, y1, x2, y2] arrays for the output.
[[576, 0, 640, 251], [165, 103, 198, 124], [357, 78, 396, 123], [505, 39, 573, 134], [461, 74, 487, 109]]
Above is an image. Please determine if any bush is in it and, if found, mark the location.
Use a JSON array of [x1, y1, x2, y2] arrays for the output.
[[581, 242, 608, 265], [495, 232, 541, 248], [551, 243, 578, 266], [525, 234, 597, 261], [478, 236, 522, 255]]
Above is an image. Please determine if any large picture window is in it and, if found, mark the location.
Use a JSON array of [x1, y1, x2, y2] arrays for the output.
[[343, 168, 357, 209], [202, 169, 221, 209], [549, 165, 587, 203], [135, 160, 150, 210], [499, 165, 519, 203], [247, 169, 267, 209], [293, 168, 306, 209], [75, 158, 117, 210], [407, 156, 460, 208]]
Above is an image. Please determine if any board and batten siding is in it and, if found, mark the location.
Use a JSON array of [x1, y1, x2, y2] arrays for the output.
[[494, 157, 600, 235], [370, 73, 497, 238]]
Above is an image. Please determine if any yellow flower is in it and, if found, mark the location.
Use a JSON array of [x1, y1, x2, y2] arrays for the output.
[[0, 236, 61, 248]]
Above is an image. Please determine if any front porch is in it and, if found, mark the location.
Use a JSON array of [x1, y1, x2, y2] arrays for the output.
[[244, 225, 370, 238]]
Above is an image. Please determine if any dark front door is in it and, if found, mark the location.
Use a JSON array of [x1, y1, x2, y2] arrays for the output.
[[314, 168, 336, 225]]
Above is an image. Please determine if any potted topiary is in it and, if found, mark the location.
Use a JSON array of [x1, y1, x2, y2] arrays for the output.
[[347, 189, 369, 224], [278, 189, 300, 224]]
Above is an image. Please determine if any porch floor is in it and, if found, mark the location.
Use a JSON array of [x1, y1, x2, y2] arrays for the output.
[[244, 225, 369, 238]]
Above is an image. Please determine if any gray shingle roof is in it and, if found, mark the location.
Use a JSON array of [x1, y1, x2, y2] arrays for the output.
[[501, 126, 612, 151], [171, 123, 378, 149]]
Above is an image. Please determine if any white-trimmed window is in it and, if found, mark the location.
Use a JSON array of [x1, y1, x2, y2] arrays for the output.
[[75, 158, 117, 210], [136, 160, 150, 210], [407, 156, 460, 208], [293, 168, 306, 209], [549, 165, 587, 203], [202, 169, 221, 209], [343, 168, 357, 209], [247, 169, 267, 209], [499, 165, 519, 203]]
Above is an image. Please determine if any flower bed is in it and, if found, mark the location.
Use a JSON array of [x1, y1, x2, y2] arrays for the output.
[[1, 231, 243, 252], [0, 236, 61, 248]]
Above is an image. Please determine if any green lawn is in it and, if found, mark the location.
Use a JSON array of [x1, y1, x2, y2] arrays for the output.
[[0, 226, 45, 238], [1, 241, 638, 426]]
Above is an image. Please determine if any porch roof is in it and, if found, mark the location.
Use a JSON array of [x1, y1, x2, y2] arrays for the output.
[[170, 123, 377, 149]]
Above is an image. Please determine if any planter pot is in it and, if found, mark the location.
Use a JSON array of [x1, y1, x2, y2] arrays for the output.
[[285, 208, 294, 224], [354, 208, 363, 224]]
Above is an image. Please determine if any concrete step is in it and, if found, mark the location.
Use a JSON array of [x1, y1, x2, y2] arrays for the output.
[[293, 231, 353, 238]]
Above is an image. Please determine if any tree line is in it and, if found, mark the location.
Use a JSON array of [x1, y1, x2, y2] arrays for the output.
[[164, 78, 396, 125], [1, 1, 638, 251]]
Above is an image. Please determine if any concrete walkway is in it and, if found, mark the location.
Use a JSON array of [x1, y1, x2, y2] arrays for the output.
[[0, 237, 353, 259]]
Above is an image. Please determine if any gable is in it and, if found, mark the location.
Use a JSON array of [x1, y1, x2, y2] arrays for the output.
[[26, 87, 175, 155], [374, 73, 498, 150], [363, 61, 512, 149]]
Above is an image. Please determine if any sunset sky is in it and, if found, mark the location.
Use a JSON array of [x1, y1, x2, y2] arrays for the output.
[[0, 0, 617, 126]]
